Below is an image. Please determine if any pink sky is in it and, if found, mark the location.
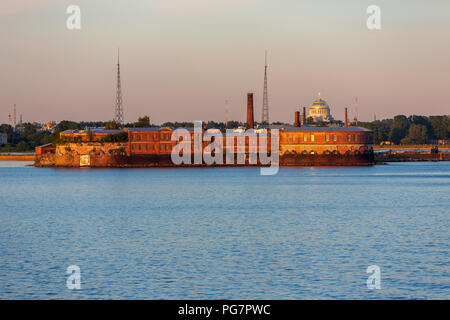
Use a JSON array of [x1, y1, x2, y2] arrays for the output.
[[1, 0, 449, 124]]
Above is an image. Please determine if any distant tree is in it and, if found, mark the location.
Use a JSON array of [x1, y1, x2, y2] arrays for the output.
[[56, 120, 80, 131], [136, 116, 150, 128], [87, 127, 93, 142], [105, 120, 119, 130], [400, 137, 413, 145], [389, 115, 409, 144], [430, 116, 449, 139], [16, 141, 30, 152], [391, 115, 409, 131], [23, 123, 36, 136], [227, 121, 244, 128], [0, 124, 13, 135], [389, 127, 406, 145], [406, 124, 428, 144], [79, 121, 107, 128], [100, 132, 128, 142], [51, 128, 63, 145]]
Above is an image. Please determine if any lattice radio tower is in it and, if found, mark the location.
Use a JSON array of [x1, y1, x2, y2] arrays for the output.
[[115, 49, 124, 126], [262, 51, 269, 125], [13, 104, 17, 128]]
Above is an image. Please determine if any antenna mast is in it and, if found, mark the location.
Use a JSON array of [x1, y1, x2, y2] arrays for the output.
[[262, 51, 269, 125], [225, 99, 229, 129], [115, 49, 124, 126], [13, 104, 17, 128]]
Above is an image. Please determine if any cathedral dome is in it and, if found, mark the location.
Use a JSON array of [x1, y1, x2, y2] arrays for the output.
[[307, 92, 333, 122], [311, 98, 329, 107]]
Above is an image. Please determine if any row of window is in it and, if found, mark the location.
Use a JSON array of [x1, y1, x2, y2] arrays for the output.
[[286, 134, 335, 143], [131, 133, 174, 142], [310, 109, 329, 115], [131, 143, 172, 151], [285, 134, 371, 143]]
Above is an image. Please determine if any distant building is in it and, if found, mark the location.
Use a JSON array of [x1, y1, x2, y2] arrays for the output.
[[36, 121, 57, 132], [275, 125, 373, 156], [307, 93, 334, 122], [35, 143, 55, 155], [0, 133, 7, 145]]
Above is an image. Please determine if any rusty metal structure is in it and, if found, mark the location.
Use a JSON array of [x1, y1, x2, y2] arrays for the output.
[[261, 51, 269, 124], [115, 49, 124, 126], [247, 93, 254, 129], [345, 107, 348, 127], [295, 111, 300, 127]]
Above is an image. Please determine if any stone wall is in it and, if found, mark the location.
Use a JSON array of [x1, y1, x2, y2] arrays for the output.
[[35, 141, 377, 167], [35, 142, 127, 167]]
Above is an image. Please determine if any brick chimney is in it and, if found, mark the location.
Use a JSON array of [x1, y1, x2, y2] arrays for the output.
[[247, 93, 254, 129], [345, 107, 348, 127], [303, 107, 306, 125], [295, 111, 300, 127]]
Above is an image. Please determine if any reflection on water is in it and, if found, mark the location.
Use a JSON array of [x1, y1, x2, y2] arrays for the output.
[[0, 161, 449, 299], [0, 161, 34, 167]]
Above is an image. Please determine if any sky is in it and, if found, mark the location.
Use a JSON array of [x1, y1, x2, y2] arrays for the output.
[[0, 0, 449, 124]]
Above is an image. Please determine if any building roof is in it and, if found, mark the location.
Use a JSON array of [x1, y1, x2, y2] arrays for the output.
[[126, 127, 199, 132], [310, 92, 329, 107], [61, 129, 123, 134], [311, 99, 329, 107], [269, 125, 372, 133], [36, 143, 54, 148], [125, 127, 161, 132]]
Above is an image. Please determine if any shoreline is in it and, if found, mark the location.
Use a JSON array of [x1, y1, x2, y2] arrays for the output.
[[374, 145, 450, 151], [0, 154, 35, 161]]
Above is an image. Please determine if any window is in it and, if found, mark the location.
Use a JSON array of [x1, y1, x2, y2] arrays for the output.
[[347, 135, 351, 142], [153, 134, 157, 140], [138, 135, 141, 141], [146, 144, 149, 151], [326, 135, 330, 142], [311, 134, 315, 142], [145, 134, 149, 140], [353, 134, 357, 142], [303, 135, 307, 142], [152, 145, 155, 150], [132, 144, 135, 150], [333, 135, 337, 142], [138, 144, 142, 150]]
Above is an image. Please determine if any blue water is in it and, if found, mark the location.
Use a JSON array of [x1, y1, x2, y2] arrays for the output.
[[0, 161, 449, 299]]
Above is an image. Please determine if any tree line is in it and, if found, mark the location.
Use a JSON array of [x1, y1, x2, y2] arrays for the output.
[[357, 115, 449, 145], [1, 115, 448, 152]]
